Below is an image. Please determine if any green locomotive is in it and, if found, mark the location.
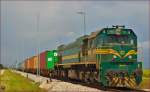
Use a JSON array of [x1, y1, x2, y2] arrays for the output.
[[54, 25, 142, 88], [22, 25, 142, 88]]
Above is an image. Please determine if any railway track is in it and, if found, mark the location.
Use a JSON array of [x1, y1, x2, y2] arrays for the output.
[[107, 87, 147, 92], [53, 78, 148, 92]]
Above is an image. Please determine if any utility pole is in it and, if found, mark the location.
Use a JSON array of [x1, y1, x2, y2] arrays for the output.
[[36, 13, 40, 76], [77, 10, 87, 62], [77, 11, 86, 36]]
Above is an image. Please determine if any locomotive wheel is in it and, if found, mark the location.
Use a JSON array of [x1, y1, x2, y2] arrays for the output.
[[84, 72, 90, 84], [79, 71, 84, 81], [89, 72, 95, 83], [83, 72, 88, 83], [94, 72, 98, 82]]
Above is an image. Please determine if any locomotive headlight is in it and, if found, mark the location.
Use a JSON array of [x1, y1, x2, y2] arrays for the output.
[[128, 55, 132, 59], [113, 55, 117, 58]]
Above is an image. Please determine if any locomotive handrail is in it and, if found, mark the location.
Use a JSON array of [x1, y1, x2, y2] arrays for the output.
[[104, 43, 136, 46], [56, 61, 96, 66], [96, 45, 136, 48]]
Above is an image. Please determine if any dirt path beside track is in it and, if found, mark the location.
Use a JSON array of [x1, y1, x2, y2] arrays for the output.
[[0, 69, 5, 75], [13, 70, 103, 92]]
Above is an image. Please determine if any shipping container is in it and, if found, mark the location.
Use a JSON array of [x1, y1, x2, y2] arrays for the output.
[[39, 50, 58, 71], [46, 50, 58, 69], [24, 58, 29, 71], [29, 56, 36, 70], [28, 57, 32, 70], [40, 51, 47, 70], [25, 59, 27, 70], [27, 59, 30, 70], [21, 62, 25, 71], [33, 56, 38, 69]]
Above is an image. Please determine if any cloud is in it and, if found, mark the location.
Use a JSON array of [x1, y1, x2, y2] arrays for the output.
[[1, 1, 149, 68], [138, 41, 150, 49], [138, 41, 150, 69]]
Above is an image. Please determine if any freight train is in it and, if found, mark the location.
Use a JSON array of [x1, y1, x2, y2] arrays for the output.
[[19, 25, 142, 88]]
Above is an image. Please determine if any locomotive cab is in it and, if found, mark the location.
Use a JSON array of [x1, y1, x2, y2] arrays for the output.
[[96, 25, 142, 88]]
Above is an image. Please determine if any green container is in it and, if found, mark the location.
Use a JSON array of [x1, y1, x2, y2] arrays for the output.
[[46, 50, 58, 70]]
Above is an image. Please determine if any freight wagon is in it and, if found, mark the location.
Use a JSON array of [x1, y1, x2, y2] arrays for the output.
[[24, 58, 30, 72], [29, 56, 38, 74], [33, 56, 38, 74], [39, 50, 58, 76], [22, 50, 59, 76]]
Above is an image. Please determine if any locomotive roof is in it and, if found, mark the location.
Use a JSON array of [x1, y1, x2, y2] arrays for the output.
[[57, 26, 135, 50], [86, 26, 133, 39], [58, 35, 88, 50], [86, 30, 102, 39]]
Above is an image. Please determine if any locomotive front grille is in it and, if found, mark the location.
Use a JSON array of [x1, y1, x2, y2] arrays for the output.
[[105, 70, 137, 88]]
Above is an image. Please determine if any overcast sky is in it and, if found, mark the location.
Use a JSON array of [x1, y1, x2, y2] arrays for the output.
[[1, 1, 150, 68]]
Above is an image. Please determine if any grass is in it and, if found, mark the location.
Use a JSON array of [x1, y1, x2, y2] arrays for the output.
[[0, 69, 46, 92], [143, 69, 150, 78], [139, 69, 150, 89]]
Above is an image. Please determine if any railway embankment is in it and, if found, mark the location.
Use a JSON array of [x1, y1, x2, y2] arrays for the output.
[[13, 70, 103, 92], [13, 70, 150, 92], [0, 69, 45, 92], [139, 69, 150, 91]]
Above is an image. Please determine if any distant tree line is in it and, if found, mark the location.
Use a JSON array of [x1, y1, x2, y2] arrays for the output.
[[0, 64, 4, 69]]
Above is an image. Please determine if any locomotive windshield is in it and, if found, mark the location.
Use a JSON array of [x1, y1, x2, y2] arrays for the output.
[[106, 35, 135, 45]]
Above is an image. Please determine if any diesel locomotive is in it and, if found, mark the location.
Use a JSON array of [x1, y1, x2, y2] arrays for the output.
[[21, 25, 143, 88]]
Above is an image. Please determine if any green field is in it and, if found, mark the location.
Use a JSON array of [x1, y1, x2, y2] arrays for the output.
[[139, 69, 150, 89], [143, 69, 150, 78], [0, 69, 46, 92]]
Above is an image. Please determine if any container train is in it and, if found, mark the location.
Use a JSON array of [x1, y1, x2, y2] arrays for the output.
[[18, 25, 143, 88]]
